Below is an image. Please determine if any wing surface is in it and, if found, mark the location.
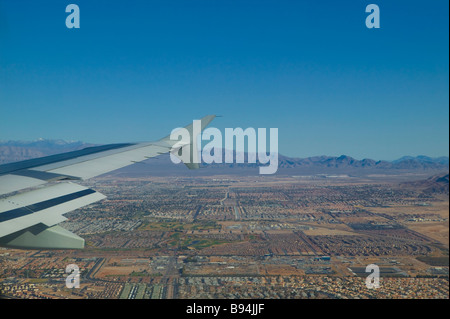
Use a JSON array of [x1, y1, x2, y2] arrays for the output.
[[0, 115, 215, 249]]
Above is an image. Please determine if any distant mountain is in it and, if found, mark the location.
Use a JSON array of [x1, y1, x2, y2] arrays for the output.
[[274, 154, 449, 170], [393, 155, 450, 165], [390, 155, 449, 169], [195, 149, 449, 170], [0, 139, 96, 164], [276, 154, 386, 169], [401, 173, 449, 194]]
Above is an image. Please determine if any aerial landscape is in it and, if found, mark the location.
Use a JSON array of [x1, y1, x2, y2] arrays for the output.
[[0, 0, 448, 312], [1, 141, 448, 300]]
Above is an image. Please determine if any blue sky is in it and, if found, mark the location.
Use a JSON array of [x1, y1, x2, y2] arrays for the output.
[[0, 0, 448, 160]]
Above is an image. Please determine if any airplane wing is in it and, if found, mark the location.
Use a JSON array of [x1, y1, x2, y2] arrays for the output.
[[0, 115, 215, 249]]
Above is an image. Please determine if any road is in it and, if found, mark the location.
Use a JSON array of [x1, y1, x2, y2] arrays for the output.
[[160, 255, 179, 299]]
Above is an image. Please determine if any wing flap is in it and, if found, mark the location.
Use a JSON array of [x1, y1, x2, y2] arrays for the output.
[[0, 183, 106, 238], [0, 174, 47, 196], [0, 224, 86, 250]]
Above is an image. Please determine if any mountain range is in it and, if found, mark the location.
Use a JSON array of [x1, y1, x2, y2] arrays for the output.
[[0, 139, 95, 164], [276, 154, 449, 170], [401, 173, 449, 194], [0, 139, 448, 174]]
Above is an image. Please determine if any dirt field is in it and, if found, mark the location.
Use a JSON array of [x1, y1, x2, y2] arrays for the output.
[[407, 222, 449, 247], [366, 198, 449, 246], [302, 227, 358, 236]]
